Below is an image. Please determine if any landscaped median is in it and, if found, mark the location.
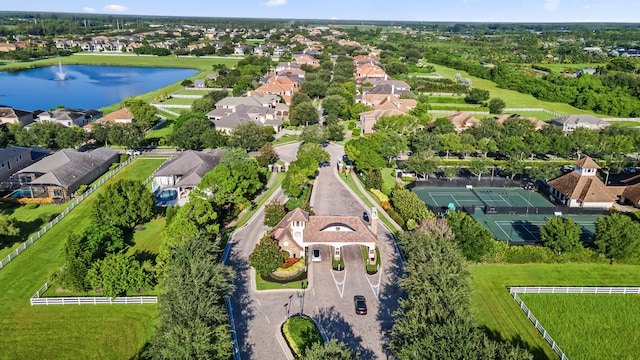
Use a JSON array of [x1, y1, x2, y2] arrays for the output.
[[282, 315, 324, 358], [256, 256, 308, 291]]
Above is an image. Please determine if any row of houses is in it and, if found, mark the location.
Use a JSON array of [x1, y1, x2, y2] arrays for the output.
[[0, 107, 102, 128]]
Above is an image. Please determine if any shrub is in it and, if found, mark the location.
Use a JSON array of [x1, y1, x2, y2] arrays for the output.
[[401, 175, 415, 182], [282, 316, 323, 358], [281, 257, 301, 269], [386, 207, 405, 228], [380, 200, 391, 210], [347, 120, 357, 130], [24, 203, 39, 209], [76, 184, 89, 196], [351, 128, 361, 136], [119, 154, 130, 163], [371, 189, 389, 203]]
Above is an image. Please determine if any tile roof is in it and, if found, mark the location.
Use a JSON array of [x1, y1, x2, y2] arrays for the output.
[[446, 111, 481, 132], [622, 184, 640, 206], [574, 156, 600, 169], [547, 171, 616, 203]]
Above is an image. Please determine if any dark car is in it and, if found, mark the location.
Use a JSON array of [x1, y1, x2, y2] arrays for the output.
[[362, 212, 369, 223], [354, 295, 367, 315]]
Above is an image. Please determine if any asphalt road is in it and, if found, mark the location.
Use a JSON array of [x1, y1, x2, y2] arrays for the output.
[[227, 142, 402, 359]]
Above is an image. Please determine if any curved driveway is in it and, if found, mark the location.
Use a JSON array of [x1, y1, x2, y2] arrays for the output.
[[227, 142, 402, 359]]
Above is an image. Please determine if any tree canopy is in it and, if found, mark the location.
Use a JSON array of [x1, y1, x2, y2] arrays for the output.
[[94, 179, 154, 230]]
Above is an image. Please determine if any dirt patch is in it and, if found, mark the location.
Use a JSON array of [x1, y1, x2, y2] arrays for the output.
[[134, 226, 146, 232]]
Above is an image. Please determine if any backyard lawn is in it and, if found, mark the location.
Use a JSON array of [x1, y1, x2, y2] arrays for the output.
[[0, 158, 165, 359], [469, 263, 640, 360], [519, 293, 640, 359], [0, 202, 70, 260]]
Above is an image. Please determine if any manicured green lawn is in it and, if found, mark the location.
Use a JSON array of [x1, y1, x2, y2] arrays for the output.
[[146, 119, 175, 140], [381, 168, 396, 189], [256, 276, 307, 290], [519, 293, 640, 359], [609, 121, 640, 127], [429, 96, 466, 104], [469, 263, 640, 360], [425, 62, 603, 117], [532, 63, 606, 72], [272, 134, 300, 146], [128, 216, 167, 257], [159, 97, 196, 105], [513, 111, 556, 120], [0, 202, 70, 260], [174, 89, 208, 96], [282, 316, 323, 358], [0, 158, 165, 359]]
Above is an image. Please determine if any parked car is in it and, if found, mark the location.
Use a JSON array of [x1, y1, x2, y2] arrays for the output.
[[624, 166, 638, 174], [354, 295, 367, 315], [311, 248, 321, 262], [126, 149, 141, 156], [363, 212, 369, 223]]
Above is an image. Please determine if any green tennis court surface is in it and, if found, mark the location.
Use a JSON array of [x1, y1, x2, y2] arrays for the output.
[[471, 212, 599, 243], [413, 186, 554, 209]]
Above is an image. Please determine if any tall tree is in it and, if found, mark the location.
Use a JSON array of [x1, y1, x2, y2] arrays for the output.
[[256, 142, 278, 168], [540, 217, 582, 254], [304, 339, 353, 360], [301, 124, 328, 144], [229, 122, 268, 151], [391, 189, 434, 229], [86, 252, 150, 298], [150, 232, 235, 359], [94, 179, 154, 230], [595, 213, 640, 263], [488, 98, 506, 114], [468, 157, 492, 181], [446, 211, 494, 261], [264, 200, 287, 227], [249, 235, 287, 276]]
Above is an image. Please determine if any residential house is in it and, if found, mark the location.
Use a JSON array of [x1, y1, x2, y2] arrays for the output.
[[620, 183, 640, 208], [359, 109, 406, 135], [293, 53, 319, 67], [549, 115, 610, 133], [355, 63, 386, 81], [445, 111, 481, 133], [36, 108, 101, 128], [249, 76, 300, 104], [0, 43, 17, 52], [547, 156, 617, 209], [83, 107, 135, 131], [271, 208, 378, 261], [11, 148, 119, 202], [357, 94, 417, 134], [493, 114, 547, 130], [194, 80, 206, 88], [0, 107, 35, 126], [207, 104, 284, 134], [152, 149, 224, 204], [0, 146, 50, 183]]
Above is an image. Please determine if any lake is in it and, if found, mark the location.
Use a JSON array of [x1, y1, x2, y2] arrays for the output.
[[0, 65, 198, 110]]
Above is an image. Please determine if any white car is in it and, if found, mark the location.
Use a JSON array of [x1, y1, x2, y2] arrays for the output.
[[126, 149, 142, 156], [311, 248, 321, 262]]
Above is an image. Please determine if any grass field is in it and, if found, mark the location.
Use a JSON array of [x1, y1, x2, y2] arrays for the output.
[[469, 263, 640, 360], [424, 62, 603, 117], [518, 293, 640, 359], [0, 202, 71, 260], [513, 111, 556, 120], [159, 97, 196, 105], [429, 96, 466, 104], [0, 158, 165, 359], [146, 119, 175, 140], [532, 63, 606, 72]]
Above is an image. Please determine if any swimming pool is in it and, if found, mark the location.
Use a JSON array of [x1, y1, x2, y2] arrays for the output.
[[156, 189, 178, 202], [9, 189, 32, 198]]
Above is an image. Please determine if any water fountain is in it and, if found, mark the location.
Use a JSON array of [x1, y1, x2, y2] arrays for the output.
[[54, 60, 67, 81]]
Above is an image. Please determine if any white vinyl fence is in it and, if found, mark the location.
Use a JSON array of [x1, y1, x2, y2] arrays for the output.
[[0, 156, 135, 271], [510, 287, 640, 295], [510, 291, 569, 360], [31, 296, 157, 306], [509, 287, 640, 360]]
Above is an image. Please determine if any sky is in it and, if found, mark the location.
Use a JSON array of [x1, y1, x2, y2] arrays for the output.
[[3, 0, 640, 23]]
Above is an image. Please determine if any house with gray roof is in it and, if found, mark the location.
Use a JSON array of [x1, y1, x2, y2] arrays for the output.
[[206, 95, 286, 133], [152, 149, 224, 205], [0, 146, 51, 183], [36, 108, 102, 128], [10, 147, 118, 203], [0, 107, 35, 126], [549, 115, 610, 134]]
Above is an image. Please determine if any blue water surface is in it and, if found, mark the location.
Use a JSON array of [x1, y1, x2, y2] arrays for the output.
[[0, 65, 197, 110]]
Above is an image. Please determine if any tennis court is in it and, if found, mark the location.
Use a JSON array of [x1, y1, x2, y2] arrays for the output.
[[413, 186, 554, 211], [472, 212, 599, 243]]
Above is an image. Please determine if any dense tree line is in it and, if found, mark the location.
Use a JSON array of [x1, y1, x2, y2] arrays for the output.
[[391, 227, 532, 359]]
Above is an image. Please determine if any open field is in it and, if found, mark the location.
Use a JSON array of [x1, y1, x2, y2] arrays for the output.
[[513, 111, 556, 120], [469, 263, 640, 360], [519, 293, 640, 359], [429, 96, 466, 104], [146, 119, 175, 140], [425, 62, 603, 117], [0, 158, 165, 359], [159, 97, 196, 105], [531, 63, 606, 72]]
